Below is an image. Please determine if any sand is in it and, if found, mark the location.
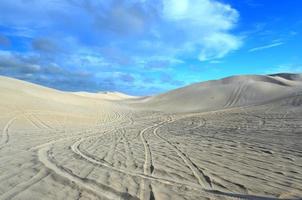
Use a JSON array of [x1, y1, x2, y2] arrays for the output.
[[0, 74, 302, 200]]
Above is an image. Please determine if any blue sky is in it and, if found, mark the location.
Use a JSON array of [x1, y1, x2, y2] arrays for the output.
[[0, 0, 301, 95]]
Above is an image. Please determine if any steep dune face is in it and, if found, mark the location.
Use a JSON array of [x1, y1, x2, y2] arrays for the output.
[[141, 74, 302, 112]]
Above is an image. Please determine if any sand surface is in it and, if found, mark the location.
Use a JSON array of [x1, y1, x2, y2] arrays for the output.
[[0, 74, 302, 200]]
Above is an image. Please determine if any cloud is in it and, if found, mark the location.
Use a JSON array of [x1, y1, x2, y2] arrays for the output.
[[159, 73, 184, 86], [144, 60, 170, 69], [93, 1, 150, 35], [0, 0, 241, 62], [32, 38, 59, 53], [0, 51, 41, 73], [0, 0, 242, 94], [0, 35, 11, 47], [162, 0, 241, 61], [162, 0, 238, 30], [198, 33, 241, 61], [37, 1, 240, 60], [99, 46, 133, 65], [249, 42, 284, 52], [266, 64, 302, 74], [117, 73, 135, 83], [0, 50, 110, 92]]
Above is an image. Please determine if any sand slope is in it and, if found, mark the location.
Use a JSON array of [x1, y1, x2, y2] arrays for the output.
[[0, 76, 127, 110], [139, 74, 302, 112], [0, 76, 129, 129]]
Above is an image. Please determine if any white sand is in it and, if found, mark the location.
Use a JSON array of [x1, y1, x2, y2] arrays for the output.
[[0, 74, 302, 200], [136, 74, 302, 112]]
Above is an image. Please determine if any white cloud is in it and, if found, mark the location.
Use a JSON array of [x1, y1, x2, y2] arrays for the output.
[[163, 0, 189, 19], [0, 0, 242, 73], [199, 33, 241, 61], [266, 64, 302, 74], [249, 42, 284, 52], [162, 0, 241, 61], [162, 0, 238, 30]]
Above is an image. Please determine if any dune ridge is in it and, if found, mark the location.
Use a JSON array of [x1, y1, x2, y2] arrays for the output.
[[138, 74, 302, 112]]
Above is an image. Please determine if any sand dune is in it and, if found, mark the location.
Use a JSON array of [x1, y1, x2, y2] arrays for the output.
[[0, 74, 302, 200], [0, 76, 130, 130], [138, 74, 302, 112], [0, 76, 122, 108], [73, 91, 137, 101]]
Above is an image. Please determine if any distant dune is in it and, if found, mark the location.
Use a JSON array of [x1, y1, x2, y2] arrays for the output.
[[138, 73, 302, 112], [72, 91, 137, 101]]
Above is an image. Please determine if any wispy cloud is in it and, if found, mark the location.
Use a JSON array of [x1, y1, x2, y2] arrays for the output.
[[162, 0, 242, 61], [0, 0, 242, 94], [249, 42, 284, 52], [266, 64, 302, 74]]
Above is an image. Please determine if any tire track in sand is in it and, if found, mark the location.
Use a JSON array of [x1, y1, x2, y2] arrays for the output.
[[70, 118, 205, 200], [153, 116, 213, 190], [0, 116, 17, 149], [0, 168, 49, 200], [139, 118, 171, 200], [120, 128, 137, 169], [71, 137, 205, 192], [38, 144, 139, 200]]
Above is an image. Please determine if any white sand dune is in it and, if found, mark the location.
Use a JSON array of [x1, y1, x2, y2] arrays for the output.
[[0, 76, 128, 128], [138, 74, 302, 112], [0, 74, 302, 200], [73, 91, 137, 101]]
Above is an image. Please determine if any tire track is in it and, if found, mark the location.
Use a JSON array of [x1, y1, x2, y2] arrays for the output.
[[153, 116, 213, 190], [0, 116, 17, 149], [140, 126, 153, 200], [139, 118, 170, 200], [0, 168, 49, 200], [71, 137, 204, 191], [25, 114, 43, 129], [68, 117, 209, 195], [106, 130, 123, 166], [184, 118, 207, 131], [240, 108, 266, 129], [31, 114, 53, 130], [224, 86, 239, 108], [120, 128, 136, 169], [22, 112, 213, 199], [38, 145, 138, 200], [224, 84, 246, 108]]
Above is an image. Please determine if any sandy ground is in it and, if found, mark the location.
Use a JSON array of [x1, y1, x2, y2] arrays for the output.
[[1, 75, 302, 200]]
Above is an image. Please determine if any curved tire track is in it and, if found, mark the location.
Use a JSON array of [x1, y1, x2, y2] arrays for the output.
[[153, 116, 213, 190], [0, 116, 17, 149], [71, 137, 204, 192], [38, 144, 138, 200], [0, 168, 49, 200]]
